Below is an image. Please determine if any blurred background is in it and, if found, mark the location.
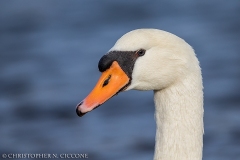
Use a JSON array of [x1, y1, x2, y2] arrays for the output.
[[0, 0, 240, 160]]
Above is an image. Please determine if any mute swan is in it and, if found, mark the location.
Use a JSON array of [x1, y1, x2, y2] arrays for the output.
[[76, 29, 204, 160]]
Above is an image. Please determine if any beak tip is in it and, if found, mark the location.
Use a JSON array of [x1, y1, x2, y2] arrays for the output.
[[76, 101, 86, 117], [76, 109, 86, 117]]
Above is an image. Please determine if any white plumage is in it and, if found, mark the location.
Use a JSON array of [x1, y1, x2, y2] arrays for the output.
[[111, 29, 204, 160]]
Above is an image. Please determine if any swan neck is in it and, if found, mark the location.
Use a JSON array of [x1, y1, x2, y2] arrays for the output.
[[153, 78, 203, 160]]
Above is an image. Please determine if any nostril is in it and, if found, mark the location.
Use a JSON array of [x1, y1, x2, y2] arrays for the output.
[[102, 75, 111, 87]]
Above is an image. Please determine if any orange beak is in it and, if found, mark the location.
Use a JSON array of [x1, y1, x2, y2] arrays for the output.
[[76, 61, 130, 117]]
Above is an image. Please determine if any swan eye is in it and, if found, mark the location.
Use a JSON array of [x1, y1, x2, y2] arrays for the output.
[[136, 49, 145, 56]]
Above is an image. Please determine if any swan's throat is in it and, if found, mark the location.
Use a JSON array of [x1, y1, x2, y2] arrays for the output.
[[153, 78, 203, 160]]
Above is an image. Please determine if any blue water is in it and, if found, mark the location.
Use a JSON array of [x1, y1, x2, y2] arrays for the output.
[[1, 1, 240, 160]]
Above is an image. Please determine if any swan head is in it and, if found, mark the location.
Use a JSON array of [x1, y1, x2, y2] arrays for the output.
[[76, 29, 197, 116]]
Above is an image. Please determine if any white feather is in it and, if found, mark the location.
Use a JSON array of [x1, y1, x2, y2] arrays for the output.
[[111, 29, 204, 160]]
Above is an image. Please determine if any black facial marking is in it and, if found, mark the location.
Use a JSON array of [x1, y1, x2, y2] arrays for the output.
[[102, 75, 111, 87], [98, 49, 146, 78], [98, 55, 113, 72]]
